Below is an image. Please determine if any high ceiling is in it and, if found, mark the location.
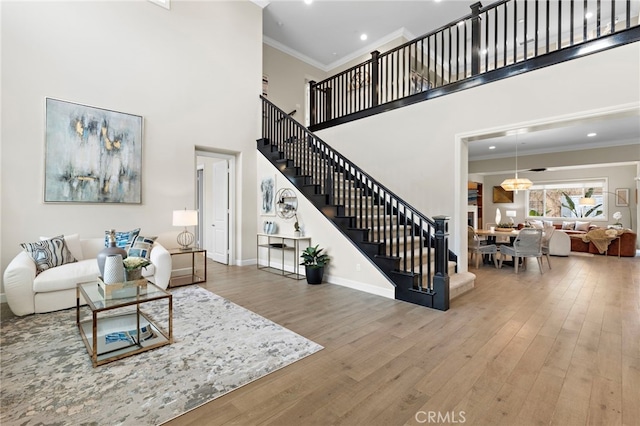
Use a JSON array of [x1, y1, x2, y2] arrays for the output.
[[261, 0, 640, 162]]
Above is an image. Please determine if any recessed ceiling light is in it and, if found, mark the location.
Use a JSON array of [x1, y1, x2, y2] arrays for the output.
[[360, 33, 368, 41], [587, 132, 597, 137], [489, 146, 496, 150], [304, 0, 312, 4]]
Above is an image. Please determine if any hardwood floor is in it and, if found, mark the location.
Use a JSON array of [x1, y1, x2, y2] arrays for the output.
[[162, 253, 640, 426], [2, 252, 638, 425]]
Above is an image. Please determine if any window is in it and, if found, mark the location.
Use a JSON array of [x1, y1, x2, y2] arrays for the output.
[[526, 180, 606, 220]]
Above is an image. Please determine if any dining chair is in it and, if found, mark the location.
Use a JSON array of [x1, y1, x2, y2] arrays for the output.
[[541, 224, 554, 269], [468, 226, 499, 269], [498, 228, 544, 274]]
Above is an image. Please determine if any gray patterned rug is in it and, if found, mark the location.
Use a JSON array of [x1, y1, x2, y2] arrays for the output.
[[0, 286, 323, 425]]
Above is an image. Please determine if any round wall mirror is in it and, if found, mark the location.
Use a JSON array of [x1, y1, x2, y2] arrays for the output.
[[275, 188, 298, 219]]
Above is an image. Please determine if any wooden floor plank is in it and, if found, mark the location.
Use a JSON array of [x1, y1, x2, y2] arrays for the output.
[[3, 251, 638, 425]]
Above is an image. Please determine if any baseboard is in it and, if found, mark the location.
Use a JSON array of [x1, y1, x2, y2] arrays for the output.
[[236, 258, 257, 267], [324, 274, 395, 300]]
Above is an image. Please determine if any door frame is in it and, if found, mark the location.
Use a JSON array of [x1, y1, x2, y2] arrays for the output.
[[195, 150, 236, 266]]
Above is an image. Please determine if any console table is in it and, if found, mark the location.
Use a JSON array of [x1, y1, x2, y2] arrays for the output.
[[257, 234, 311, 280]]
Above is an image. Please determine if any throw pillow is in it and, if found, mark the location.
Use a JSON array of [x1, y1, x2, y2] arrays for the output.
[[40, 233, 83, 261], [21, 235, 77, 274], [530, 220, 544, 229], [104, 228, 140, 249], [127, 235, 157, 259], [562, 221, 575, 230], [575, 221, 591, 232]]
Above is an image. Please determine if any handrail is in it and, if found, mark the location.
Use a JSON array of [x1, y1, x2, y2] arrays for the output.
[[261, 95, 454, 297], [309, 0, 639, 129]]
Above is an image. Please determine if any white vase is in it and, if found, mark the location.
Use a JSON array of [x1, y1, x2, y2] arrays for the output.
[[103, 254, 125, 284], [495, 208, 502, 226]]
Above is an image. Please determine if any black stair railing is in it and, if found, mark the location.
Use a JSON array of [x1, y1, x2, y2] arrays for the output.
[[261, 96, 454, 310], [310, 0, 639, 130]]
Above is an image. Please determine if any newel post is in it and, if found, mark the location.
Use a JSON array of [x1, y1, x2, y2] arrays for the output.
[[370, 50, 380, 108], [470, 2, 483, 76], [309, 80, 316, 127], [432, 215, 450, 311]]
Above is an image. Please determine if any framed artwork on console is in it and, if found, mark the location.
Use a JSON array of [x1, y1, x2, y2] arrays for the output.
[[44, 98, 143, 203], [615, 188, 629, 207], [260, 175, 276, 216]]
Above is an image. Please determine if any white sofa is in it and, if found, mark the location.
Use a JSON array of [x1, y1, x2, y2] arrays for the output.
[[3, 235, 172, 316]]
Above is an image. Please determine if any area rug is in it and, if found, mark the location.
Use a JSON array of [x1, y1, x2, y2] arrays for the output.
[[0, 286, 323, 425]]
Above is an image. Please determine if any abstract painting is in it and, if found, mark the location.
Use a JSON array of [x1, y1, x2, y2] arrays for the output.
[[260, 175, 275, 215], [44, 98, 142, 203]]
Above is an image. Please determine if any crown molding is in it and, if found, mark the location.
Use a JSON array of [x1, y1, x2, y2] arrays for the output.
[[250, 0, 270, 9], [263, 36, 329, 72], [264, 27, 416, 73]]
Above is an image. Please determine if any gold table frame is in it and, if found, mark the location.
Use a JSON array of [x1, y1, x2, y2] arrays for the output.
[[76, 280, 173, 367]]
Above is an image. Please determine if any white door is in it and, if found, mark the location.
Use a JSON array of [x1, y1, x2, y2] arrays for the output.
[[211, 159, 229, 264]]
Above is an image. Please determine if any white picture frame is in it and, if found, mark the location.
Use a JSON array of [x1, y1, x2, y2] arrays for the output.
[[615, 188, 629, 207]]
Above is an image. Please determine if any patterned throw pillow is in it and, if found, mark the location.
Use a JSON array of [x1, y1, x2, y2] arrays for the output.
[[127, 235, 157, 259], [104, 228, 140, 248], [20, 235, 77, 274], [561, 221, 575, 230]]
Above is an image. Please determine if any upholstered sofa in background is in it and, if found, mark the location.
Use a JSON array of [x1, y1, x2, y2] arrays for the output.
[[568, 230, 637, 257], [3, 234, 172, 316], [519, 222, 637, 257]]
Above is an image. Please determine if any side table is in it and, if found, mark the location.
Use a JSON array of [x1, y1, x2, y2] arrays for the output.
[[168, 247, 207, 288]]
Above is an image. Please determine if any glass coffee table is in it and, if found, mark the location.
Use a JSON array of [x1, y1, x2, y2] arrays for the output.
[[76, 279, 173, 367]]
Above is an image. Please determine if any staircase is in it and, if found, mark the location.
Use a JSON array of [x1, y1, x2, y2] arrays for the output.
[[259, 96, 474, 311]]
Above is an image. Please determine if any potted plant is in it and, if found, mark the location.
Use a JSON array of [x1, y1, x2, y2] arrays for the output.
[[123, 256, 151, 281], [300, 244, 330, 285]]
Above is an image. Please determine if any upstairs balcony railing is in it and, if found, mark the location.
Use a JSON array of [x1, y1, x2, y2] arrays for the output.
[[309, 0, 640, 130]]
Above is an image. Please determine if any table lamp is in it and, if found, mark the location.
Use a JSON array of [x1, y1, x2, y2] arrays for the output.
[[173, 208, 198, 250]]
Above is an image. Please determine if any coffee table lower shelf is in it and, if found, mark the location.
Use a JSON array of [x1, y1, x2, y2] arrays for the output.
[[78, 312, 171, 367]]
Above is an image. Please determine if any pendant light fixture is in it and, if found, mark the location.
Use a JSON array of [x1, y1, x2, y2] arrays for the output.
[[501, 132, 532, 193]]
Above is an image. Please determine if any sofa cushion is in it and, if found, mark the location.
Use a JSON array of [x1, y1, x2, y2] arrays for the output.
[[104, 228, 140, 249], [21, 236, 77, 274], [562, 221, 575, 230], [127, 235, 157, 259], [575, 221, 591, 232], [33, 259, 99, 293], [529, 220, 544, 229]]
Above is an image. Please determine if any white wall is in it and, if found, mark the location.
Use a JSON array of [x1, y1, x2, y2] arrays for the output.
[[1, 1, 263, 295], [316, 42, 640, 270], [263, 44, 326, 126], [256, 155, 394, 298]]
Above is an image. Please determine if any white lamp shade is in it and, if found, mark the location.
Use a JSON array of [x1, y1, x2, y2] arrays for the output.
[[173, 210, 198, 227], [506, 210, 517, 218]]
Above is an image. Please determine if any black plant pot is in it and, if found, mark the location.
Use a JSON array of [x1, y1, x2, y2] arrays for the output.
[[304, 266, 324, 285]]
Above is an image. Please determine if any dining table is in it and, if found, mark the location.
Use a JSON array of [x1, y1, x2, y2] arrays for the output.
[[474, 228, 520, 244]]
